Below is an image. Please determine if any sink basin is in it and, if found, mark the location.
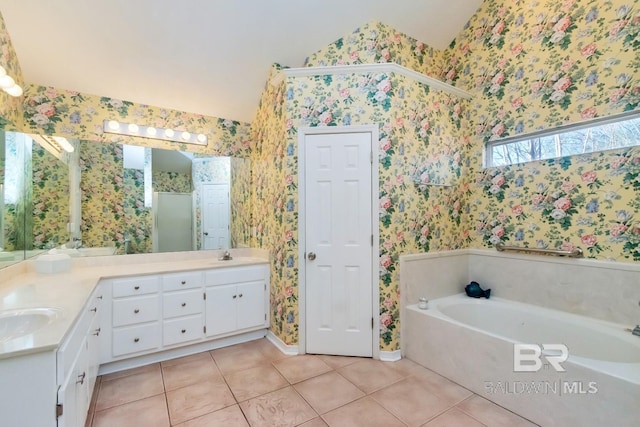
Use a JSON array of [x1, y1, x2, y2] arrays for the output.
[[0, 308, 61, 343]]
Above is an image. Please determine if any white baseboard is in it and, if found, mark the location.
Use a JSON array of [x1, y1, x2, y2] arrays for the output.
[[379, 350, 402, 362], [99, 329, 267, 375], [266, 331, 299, 355]]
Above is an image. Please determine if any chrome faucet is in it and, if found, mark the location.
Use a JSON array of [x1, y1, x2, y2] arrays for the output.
[[632, 325, 640, 337], [219, 250, 232, 261], [72, 237, 82, 249]]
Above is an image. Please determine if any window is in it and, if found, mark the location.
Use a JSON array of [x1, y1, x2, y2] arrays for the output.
[[486, 111, 640, 167]]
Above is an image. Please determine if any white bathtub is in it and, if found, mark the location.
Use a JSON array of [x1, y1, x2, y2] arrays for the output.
[[403, 294, 640, 427]]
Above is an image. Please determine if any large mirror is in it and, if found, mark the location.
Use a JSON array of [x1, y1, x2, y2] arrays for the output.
[[77, 141, 251, 255], [1, 130, 73, 268], [0, 130, 251, 267]]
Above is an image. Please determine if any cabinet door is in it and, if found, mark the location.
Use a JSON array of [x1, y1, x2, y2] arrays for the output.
[[75, 337, 91, 427], [57, 370, 78, 427], [87, 310, 102, 396], [204, 284, 237, 337], [58, 337, 88, 427], [236, 281, 266, 330]]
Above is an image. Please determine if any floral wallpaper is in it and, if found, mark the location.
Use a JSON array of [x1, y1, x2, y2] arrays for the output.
[[80, 141, 124, 250], [123, 168, 151, 254], [32, 142, 70, 249], [153, 171, 192, 193], [439, 0, 640, 261], [251, 59, 467, 350], [230, 157, 252, 248], [251, 1, 640, 350], [4, 0, 639, 355], [250, 64, 294, 342], [192, 157, 230, 183], [305, 21, 443, 77], [21, 84, 251, 158], [0, 11, 23, 131]]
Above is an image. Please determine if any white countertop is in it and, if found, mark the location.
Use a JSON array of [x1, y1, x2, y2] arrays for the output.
[[0, 249, 268, 360]]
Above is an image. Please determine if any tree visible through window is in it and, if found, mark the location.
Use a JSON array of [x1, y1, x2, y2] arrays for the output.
[[486, 112, 640, 167]]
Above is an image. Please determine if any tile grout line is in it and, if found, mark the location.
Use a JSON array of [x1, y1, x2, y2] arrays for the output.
[[210, 348, 254, 427]]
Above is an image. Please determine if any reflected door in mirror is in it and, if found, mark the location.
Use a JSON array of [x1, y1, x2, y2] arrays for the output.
[[202, 184, 230, 249]]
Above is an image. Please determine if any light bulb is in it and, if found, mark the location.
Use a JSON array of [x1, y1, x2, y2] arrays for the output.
[[197, 134, 207, 143], [181, 131, 191, 141], [146, 127, 157, 137], [165, 128, 175, 138], [4, 84, 23, 97], [0, 74, 15, 89], [108, 120, 120, 130], [53, 136, 75, 153], [128, 123, 139, 133]]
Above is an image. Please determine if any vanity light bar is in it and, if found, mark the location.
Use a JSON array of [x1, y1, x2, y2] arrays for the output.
[[31, 134, 75, 156], [0, 65, 23, 97], [102, 120, 208, 146]]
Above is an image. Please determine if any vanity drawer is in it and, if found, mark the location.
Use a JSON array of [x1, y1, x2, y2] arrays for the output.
[[162, 271, 204, 292], [163, 289, 203, 319], [163, 315, 204, 347], [112, 295, 160, 327], [112, 323, 161, 357], [113, 275, 159, 297], [205, 265, 266, 286], [57, 303, 91, 383]]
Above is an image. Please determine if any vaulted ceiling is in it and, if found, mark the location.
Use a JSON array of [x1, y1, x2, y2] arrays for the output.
[[0, 0, 483, 123]]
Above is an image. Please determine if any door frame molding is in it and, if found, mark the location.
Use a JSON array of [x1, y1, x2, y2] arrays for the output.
[[297, 125, 380, 359]]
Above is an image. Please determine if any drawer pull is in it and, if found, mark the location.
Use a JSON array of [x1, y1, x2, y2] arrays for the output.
[[181, 280, 186, 285], [93, 328, 101, 336], [134, 309, 140, 314], [134, 338, 140, 343], [89, 307, 97, 313], [76, 372, 86, 385], [181, 302, 186, 307], [232, 295, 237, 299], [134, 286, 140, 290], [97, 295, 103, 300], [239, 293, 243, 298], [181, 329, 186, 334]]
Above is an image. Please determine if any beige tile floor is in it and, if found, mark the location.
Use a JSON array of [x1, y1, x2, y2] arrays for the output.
[[86, 338, 538, 427]]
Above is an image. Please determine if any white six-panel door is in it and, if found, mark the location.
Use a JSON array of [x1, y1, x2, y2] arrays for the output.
[[304, 132, 373, 357], [202, 184, 230, 249]]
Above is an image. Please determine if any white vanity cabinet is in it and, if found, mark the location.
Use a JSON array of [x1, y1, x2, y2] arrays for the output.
[[101, 275, 163, 361], [56, 285, 103, 427], [100, 263, 269, 367], [161, 271, 205, 347], [204, 266, 269, 337]]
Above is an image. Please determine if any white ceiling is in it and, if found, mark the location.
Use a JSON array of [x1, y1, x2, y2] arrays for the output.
[[0, 0, 482, 123]]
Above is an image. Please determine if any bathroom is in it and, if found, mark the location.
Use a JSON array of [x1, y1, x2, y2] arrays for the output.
[[1, 0, 639, 426]]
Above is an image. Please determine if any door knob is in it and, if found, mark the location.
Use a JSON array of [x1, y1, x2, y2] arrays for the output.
[[307, 252, 316, 261], [204, 232, 209, 236]]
